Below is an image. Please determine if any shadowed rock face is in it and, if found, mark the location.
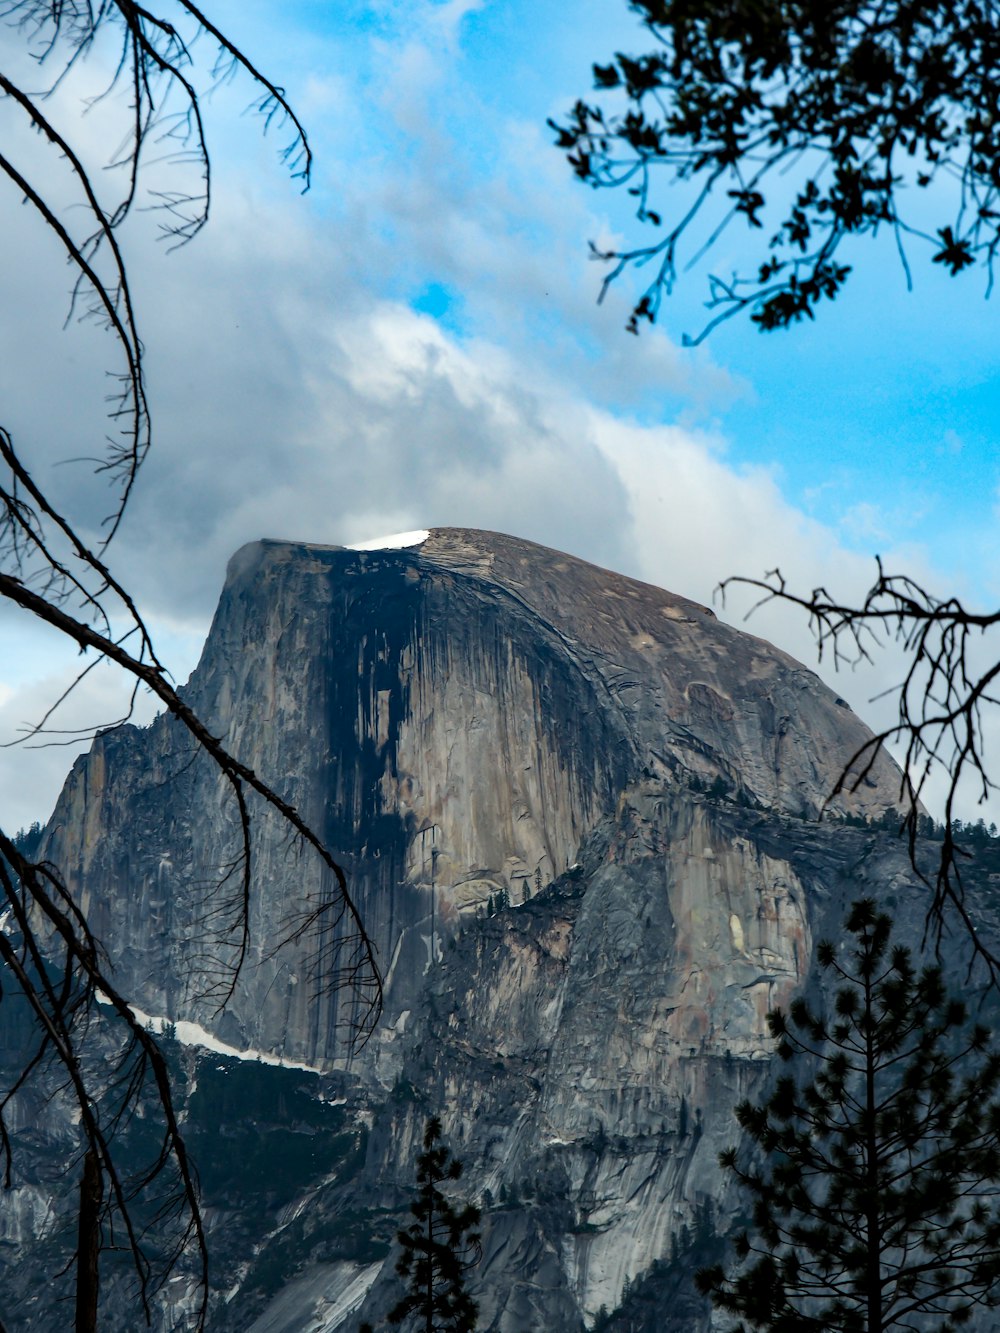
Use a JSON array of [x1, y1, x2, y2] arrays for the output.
[[41, 529, 899, 1071], [24, 528, 987, 1332]]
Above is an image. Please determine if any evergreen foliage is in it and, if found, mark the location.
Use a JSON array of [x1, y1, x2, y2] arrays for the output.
[[11, 822, 44, 858], [380, 1116, 482, 1332], [698, 899, 1000, 1331], [554, 2, 1000, 341]]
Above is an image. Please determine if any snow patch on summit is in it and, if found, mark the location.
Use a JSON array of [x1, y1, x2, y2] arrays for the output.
[[347, 529, 429, 551]]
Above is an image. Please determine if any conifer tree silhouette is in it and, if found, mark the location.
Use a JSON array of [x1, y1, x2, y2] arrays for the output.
[[380, 1116, 481, 1332], [698, 899, 1000, 1331]]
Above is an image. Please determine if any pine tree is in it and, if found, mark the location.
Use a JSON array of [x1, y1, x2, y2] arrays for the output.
[[387, 1116, 481, 1332], [698, 899, 1000, 1331]]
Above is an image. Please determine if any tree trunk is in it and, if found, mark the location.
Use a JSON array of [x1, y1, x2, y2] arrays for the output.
[[426, 1195, 434, 1333], [75, 1149, 102, 1333], [864, 973, 881, 1333]]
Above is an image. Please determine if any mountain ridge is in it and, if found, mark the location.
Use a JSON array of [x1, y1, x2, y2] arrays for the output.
[[8, 528, 979, 1330]]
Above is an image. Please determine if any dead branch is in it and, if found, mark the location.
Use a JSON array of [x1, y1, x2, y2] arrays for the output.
[[719, 561, 1000, 978]]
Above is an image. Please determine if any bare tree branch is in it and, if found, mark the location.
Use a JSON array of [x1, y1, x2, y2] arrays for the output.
[[718, 562, 1000, 979], [0, 5, 375, 1325]]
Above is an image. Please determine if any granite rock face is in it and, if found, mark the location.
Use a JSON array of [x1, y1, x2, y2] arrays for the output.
[[41, 529, 900, 1069], [17, 528, 997, 1331], [347, 794, 998, 1332]]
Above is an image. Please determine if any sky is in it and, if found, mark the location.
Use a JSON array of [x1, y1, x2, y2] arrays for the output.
[[1, 0, 999, 832]]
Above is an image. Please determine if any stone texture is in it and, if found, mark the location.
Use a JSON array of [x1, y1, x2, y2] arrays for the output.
[[10, 528, 998, 1331], [40, 530, 900, 1069]]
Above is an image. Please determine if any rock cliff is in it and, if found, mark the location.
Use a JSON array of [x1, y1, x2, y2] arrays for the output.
[[41, 529, 900, 1068], [9, 528, 997, 1331]]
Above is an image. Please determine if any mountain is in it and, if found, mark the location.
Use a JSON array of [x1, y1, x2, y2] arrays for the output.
[[7, 528, 1000, 1330]]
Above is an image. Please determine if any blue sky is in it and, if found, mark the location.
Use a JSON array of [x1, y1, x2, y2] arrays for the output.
[[1, 0, 998, 827], [276, 0, 1000, 586]]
